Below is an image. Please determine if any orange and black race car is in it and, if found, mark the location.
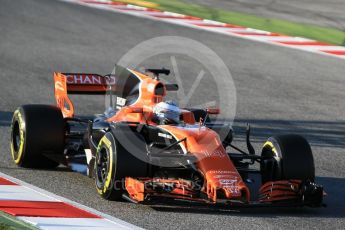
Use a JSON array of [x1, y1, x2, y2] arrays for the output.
[[10, 65, 324, 207]]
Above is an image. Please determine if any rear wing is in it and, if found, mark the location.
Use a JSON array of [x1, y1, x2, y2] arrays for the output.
[[54, 72, 115, 118]]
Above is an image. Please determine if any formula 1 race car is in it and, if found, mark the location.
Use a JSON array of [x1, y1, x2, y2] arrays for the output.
[[10, 65, 324, 207]]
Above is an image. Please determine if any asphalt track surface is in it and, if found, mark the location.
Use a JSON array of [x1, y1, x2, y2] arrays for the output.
[[189, 0, 345, 30], [1, 0, 345, 229]]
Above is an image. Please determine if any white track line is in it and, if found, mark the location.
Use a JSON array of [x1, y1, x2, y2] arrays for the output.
[[18, 217, 129, 230], [0, 185, 57, 202]]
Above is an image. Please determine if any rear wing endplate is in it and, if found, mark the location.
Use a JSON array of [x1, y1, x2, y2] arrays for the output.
[[54, 72, 115, 118]]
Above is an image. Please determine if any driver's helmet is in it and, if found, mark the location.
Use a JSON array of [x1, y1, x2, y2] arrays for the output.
[[153, 101, 181, 124]]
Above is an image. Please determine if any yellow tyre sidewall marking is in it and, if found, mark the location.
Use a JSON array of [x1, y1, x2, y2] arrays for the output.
[[10, 109, 25, 164], [96, 135, 114, 195], [263, 141, 278, 156]]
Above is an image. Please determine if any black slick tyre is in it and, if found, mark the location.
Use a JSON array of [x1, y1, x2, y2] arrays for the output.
[[260, 134, 315, 183], [10, 105, 64, 168], [94, 131, 147, 201]]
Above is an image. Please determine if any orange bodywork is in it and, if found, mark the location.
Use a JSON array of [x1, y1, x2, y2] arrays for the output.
[[159, 125, 250, 202], [259, 180, 302, 203], [125, 177, 199, 202], [54, 72, 75, 118], [54, 68, 249, 203]]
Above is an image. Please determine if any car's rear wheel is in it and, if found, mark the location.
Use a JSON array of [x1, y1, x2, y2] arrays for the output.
[[10, 105, 65, 168], [260, 134, 315, 183], [94, 131, 147, 200]]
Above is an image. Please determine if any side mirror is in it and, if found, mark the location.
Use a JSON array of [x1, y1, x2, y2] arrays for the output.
[[130, 107, 143, 113], [206, 108, 220, 115], [165, 84, 179, 91]]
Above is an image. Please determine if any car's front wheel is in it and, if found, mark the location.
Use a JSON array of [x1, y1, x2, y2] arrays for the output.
[[260, 134, 315, 183], [94, 131, 147, 200]]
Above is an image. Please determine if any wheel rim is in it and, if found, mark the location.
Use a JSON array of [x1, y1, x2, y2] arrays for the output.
[[261, 142, 281, 182], [96, 147, 110, 186], [12, 121, 21, 158]]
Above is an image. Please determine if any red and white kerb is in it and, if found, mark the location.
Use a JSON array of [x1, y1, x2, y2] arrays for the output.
[[0, 173, 141, 230]]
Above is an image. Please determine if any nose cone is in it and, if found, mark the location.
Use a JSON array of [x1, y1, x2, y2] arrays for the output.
[[158, 125, 250, 202]]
